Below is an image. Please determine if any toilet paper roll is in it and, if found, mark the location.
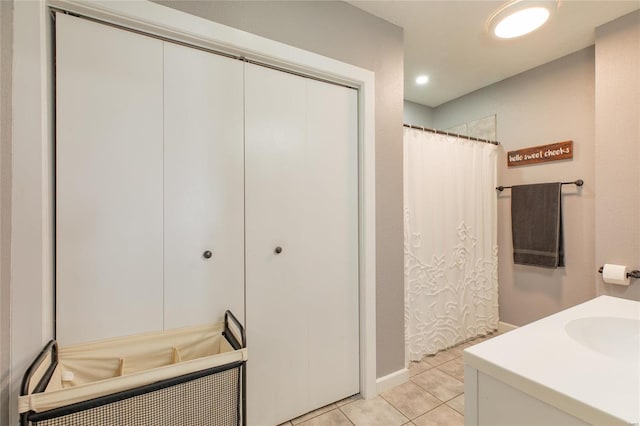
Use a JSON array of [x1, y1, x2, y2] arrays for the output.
[[602, 264, 630, 286]]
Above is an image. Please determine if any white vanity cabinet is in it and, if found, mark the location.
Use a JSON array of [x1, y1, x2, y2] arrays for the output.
[[464, 296, 640, 426], [55, 13, 359, 426], [464, 366, 589, 425]]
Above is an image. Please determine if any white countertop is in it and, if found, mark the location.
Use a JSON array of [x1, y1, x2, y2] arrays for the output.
[[464, 295, 640, 425]]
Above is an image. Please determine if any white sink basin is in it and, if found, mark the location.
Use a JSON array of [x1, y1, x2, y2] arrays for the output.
[[565, 316, 640, 364]]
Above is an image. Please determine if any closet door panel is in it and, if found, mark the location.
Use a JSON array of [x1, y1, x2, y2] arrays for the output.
[[246, 63, 359, 424], [245, 64, 310, 425], [305, 80, 359, 406], [163, 43, 245, 329], [56, 14, 164, 345]]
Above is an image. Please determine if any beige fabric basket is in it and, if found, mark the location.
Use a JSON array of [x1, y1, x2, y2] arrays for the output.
[[19, 314, 246, 426]]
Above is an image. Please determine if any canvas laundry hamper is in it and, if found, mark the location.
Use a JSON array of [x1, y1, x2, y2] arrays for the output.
[[19, 311, 247, 426]]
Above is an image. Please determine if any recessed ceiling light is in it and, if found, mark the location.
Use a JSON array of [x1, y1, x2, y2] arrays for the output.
[[487, 0, 557, 39], [416, 75, 429, 85]]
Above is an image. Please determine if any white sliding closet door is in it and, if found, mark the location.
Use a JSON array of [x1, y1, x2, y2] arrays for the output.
[[305, 78, 359, 407], [56, 14, 164, 345], [56, 16, 359, 419], [163, 43, 245, 328], [245, 64, 359, 425]]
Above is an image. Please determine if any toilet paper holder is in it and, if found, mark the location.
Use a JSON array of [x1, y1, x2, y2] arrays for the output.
[[598, 266, 640, 279]]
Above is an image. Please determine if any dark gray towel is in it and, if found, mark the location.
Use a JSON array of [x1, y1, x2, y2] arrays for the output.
[[511, 183, 564, 268]]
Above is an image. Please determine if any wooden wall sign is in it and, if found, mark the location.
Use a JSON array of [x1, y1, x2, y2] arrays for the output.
[[507, 141, 573, 167]]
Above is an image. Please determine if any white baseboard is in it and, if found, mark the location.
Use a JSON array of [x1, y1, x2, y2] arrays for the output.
[[498, 321, 518, 333], [375, 323, 516, 396], [376, 368, 409, 394]]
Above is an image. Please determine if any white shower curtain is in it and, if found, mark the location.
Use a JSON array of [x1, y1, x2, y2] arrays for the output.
[[404, 127, 498, 362]]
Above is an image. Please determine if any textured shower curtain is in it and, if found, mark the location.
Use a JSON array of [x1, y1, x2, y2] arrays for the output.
[[404, 127, 499, 362]]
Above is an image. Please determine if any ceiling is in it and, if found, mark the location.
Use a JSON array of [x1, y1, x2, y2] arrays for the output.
[[348, 1, 640, 107]]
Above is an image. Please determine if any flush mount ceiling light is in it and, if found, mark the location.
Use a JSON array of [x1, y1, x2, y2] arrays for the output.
[[416, 75, 429, 85], [487, 0, 558, 39]]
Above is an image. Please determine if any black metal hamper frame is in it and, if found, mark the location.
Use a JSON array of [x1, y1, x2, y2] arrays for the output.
[[20, 311, 246, 426]]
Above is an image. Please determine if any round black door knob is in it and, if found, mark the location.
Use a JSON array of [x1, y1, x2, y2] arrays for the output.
[[203, 250, 213, 259], [274, 246, 283, 254]]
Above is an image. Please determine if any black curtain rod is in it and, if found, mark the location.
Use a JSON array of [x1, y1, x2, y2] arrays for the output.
[[496, 179, 584, 192], [403, 124, 500, 146]]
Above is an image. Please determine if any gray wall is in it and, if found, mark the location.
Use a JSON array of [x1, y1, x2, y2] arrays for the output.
[[0, 1, 13, 424], [155, 1, 406, 377], [433, 48, 596, 326], [595, 11, 640, 301], [404, 100, 434, 128]]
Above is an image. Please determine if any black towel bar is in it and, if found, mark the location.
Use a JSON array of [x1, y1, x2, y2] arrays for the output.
[[496, 179, 583, 192]]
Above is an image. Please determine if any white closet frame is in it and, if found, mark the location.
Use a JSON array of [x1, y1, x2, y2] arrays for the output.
[[10, 0, 377, 422]]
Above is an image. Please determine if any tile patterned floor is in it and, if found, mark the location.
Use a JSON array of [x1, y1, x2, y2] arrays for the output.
[[278, 332, 500, 426]]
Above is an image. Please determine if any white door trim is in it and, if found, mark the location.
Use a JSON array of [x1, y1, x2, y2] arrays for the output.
[[11, 1, 376, 422]]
